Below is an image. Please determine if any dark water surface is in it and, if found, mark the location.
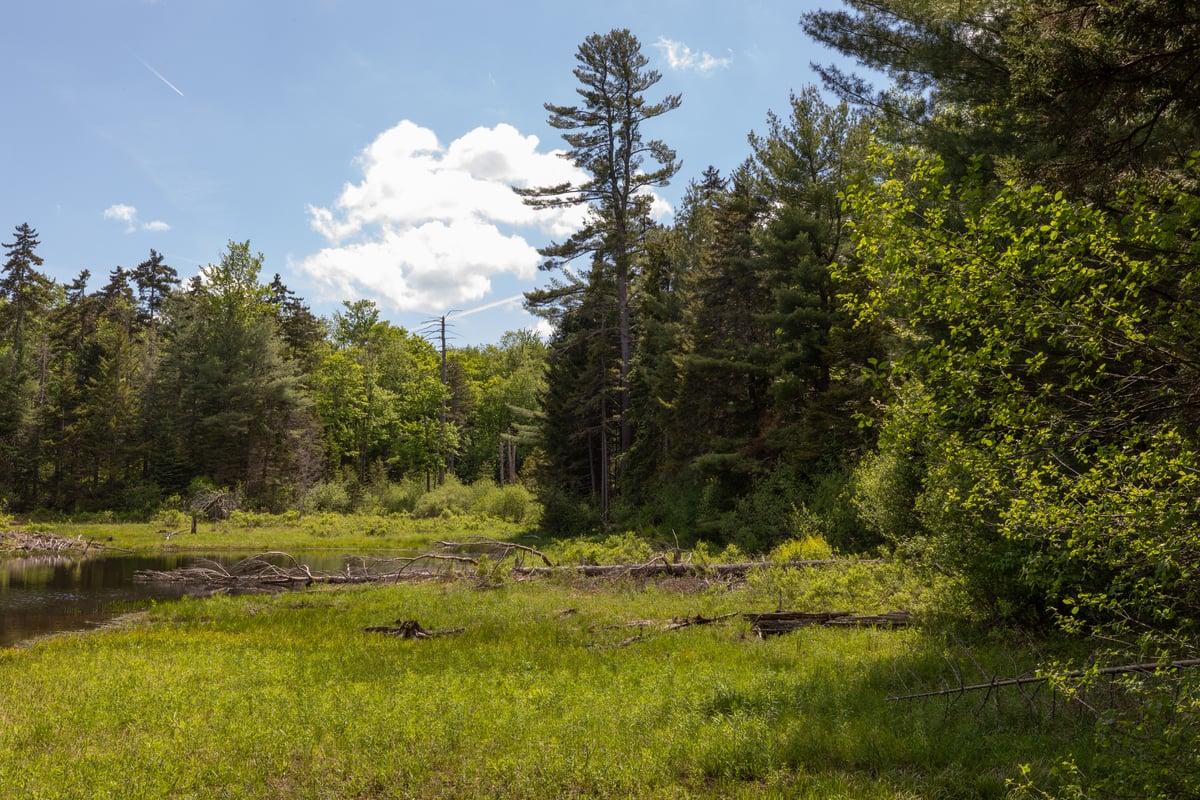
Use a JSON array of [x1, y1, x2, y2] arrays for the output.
[[0, 551, 359, 648]]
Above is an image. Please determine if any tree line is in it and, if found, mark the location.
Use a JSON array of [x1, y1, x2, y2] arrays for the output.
[[0, 233, 547, 514]]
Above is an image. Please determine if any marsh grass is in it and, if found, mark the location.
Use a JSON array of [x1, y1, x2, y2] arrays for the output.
[[36, 513, 533, 555], [0, 566, 1099, 799]]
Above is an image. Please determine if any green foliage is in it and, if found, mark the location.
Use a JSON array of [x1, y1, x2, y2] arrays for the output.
[[301, 479, 354, 514], [363, 478, 424, 515], [841, 147, 1200, 627], [471, 482, 539, 525], [802, 0, 1200, 191], [411, 475, 475, 518], [546, 530, 655, 566], [769, 534, 834, 563]]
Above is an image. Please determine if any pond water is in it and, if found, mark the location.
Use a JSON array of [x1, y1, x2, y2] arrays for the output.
[[0, 551, 362, 648]]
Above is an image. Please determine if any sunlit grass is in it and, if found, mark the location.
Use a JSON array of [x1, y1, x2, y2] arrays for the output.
[[0, 569, 1098, 799], [33, 512, 534, 555]]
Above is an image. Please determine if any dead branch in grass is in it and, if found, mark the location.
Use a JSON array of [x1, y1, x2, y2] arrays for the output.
[[363, 619, 465, 639], [434, 537, 554, 567], [888, 657, 1200, 701]]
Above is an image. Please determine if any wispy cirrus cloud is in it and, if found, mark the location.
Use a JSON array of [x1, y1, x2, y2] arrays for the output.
[[103, 203, 171, 233], [655, 37, 732, 75]]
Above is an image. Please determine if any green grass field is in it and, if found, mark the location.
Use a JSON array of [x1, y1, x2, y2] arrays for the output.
[[0, 519, 1102, 798]]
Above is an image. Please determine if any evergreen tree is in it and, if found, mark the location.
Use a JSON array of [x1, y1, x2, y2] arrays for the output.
[[0, 223, 54, 367], [156, 242, 315, 505], [801, 0, 1200, 191], [520, 28, 681, 515], [748, 88, 880, 469], [668, 166, 774, 517], [267, 273, 325, 372], [130, 249, 178, 329], [0, 223, 56, 506]]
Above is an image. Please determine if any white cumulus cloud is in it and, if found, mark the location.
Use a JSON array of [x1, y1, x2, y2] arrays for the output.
[[655, 37, 732, 75], [102, 203, 171, 233], [298, 120, 677, 314]]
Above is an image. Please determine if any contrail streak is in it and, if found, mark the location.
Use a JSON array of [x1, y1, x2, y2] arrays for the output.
[[452, 294, 527, 318], [136, 56, 185, 97]]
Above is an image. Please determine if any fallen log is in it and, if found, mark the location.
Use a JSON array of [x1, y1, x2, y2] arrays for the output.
[[134, 551, 880, 590], [745, 609, 911, 636], [513, 558, 872, 579], [134, 552, 476, 587]]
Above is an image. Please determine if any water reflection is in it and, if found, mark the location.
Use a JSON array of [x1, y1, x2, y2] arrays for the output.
[[0, 551, 358, 648]]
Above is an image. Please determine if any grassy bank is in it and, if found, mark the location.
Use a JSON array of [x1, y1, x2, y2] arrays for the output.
[[0, 551, 1099, 799], [22, 513, 533, 555]]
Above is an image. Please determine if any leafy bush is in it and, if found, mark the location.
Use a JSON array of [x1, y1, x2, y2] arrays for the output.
[[473, 483, 540, 524], [547, 531, 655, 565], [302, 480, 354, 514], [366, 479, 424, 515], [151, 508, 189, 531], [412, 476, 474, 518], [769, 534, 834, 562]]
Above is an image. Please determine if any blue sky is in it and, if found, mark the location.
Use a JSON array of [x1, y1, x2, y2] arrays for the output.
[[2, 1, 854, 345]]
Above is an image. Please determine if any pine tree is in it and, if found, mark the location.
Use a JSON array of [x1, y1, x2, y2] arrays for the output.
[[520, 29, 680, 519], [0, 223, 54, 367], [0, 223, 56, 506]]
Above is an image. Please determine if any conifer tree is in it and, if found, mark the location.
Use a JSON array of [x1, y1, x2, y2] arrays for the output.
[[520, 28, 680, 517]]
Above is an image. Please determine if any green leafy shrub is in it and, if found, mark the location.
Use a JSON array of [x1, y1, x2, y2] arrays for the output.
[[302, 480, 354, 514], [412, 475, 473, 518], [366, 479, 424, 515], [473, 483, 540, 524], [769, 534, 834, 562], [547, 530, 655, 565]]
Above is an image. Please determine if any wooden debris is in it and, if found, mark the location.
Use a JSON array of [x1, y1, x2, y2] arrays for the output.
[[1, 529, 127, 554], [134, 548, 880, 592], [608, 611, 743, 647], [435, 537, 554, 567], [134, 551, 477, 588], [513, 558, 871, 579], [664, 612, 742, 631], [745, 609, 911, 636], [363, 619, 465, 639], [888, 657, 1200, 701], [822, 610, 912, 628]]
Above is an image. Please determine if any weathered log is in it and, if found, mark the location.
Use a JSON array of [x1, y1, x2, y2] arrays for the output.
[[513, 558, 869, 579], [744, 609, 911, 636], [134, 551, 878, 590]]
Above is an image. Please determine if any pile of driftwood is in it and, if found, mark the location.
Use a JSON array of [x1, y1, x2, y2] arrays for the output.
[[1, 529, 108, 554], [133, 550, 482, 588]]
